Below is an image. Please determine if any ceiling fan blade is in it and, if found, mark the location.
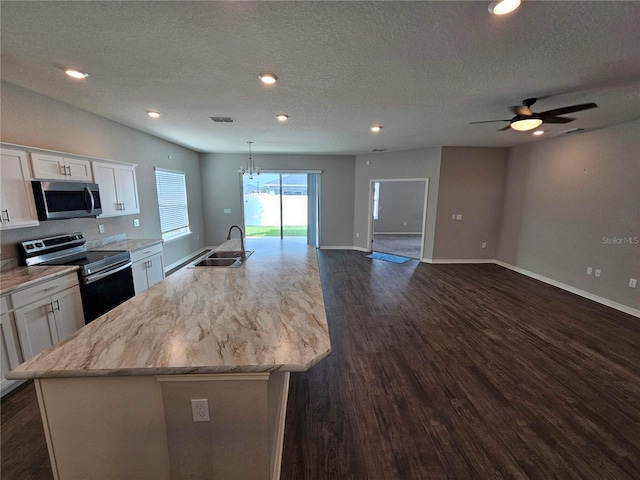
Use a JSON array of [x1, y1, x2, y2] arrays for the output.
[[469, 119, 510, 124], [538, 103, 598, 118], [509, 105, 532, 116], [542, 116, 575, 124], [498, 125, 511, 131]]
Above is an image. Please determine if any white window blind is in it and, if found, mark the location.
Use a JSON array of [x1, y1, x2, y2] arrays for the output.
[[155, 168, 190, 241]]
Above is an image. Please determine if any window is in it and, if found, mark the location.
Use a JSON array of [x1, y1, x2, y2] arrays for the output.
[[155, 168, 190, 242]]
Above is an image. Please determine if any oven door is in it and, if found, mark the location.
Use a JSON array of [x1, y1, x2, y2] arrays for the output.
[[80, 261, 135, 323]]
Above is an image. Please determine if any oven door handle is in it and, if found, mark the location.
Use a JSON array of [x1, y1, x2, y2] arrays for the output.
[[83, 261, 132, 285], [85, 185, 95, 214]]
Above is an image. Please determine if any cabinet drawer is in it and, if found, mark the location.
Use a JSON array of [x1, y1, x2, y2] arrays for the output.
[[130, 243, 163, 263], [0, 296, 9, 315], [10, 273, 78, 309]]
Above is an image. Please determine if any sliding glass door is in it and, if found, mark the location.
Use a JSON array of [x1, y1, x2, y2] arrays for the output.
[[242, 172, 319, 246]]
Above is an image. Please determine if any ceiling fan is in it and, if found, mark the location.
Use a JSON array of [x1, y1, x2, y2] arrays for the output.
[[470, 98, 598, 131]]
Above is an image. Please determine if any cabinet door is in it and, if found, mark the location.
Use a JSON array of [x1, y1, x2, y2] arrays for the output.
[[30, 152, 67, 179], [146, 253, 165, 288], [1, 312, 23, 392], [65, 158, 93, 182], [131, 259, 150, 295], [93, 162, 120, 216], [14, 297, 59, 361], [0, 149, 40, 230], [116, 166, 140, 214], [52, 286, 85, 341]]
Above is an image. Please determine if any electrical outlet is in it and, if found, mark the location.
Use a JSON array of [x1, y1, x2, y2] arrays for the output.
[[456, 214, 463, 220], [587, 267, 593, 275], [133, 218, 140, 227], [403, 221, 407, 226], [356, 233, 360, 238], [224, 208, 232, 214], [191, 399, 210, 422], [98, 224, 105, 233], [452, 214, 456, 220], [629, 278, 637, 288], [481, 242, 487, 249], [595, 269, 601, 278]]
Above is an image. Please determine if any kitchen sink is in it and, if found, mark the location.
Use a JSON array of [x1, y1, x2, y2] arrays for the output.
[[188, 250, 253, 268], [193, 258, 241, 268]]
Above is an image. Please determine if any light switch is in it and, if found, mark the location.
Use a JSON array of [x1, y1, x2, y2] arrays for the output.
[[224, 208, 232, 214]]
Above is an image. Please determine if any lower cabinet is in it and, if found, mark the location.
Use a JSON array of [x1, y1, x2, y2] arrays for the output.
[[131, 243, 165, 295], [1, 296, 22, 395], [13, 285, 84, 360], [10, 273, 85, 364]]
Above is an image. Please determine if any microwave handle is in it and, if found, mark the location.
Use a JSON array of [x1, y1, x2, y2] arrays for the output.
[[85, 185, 95, 214]]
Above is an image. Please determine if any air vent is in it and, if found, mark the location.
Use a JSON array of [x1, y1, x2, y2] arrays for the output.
[[562, 127, 586, 135], [370, 148, 387, 152], [209, 117, 234, 123]]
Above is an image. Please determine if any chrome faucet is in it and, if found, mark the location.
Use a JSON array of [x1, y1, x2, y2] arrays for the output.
[[226, 225, 246, 259]]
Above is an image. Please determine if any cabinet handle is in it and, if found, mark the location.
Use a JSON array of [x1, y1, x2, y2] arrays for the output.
[[122, 202, 125, 211], [1, 209, 10, 222], [60, 164, 67, 176], [54, 300, 61, 311], [47, 302, 55, 314], [66, 165, 72, 176]]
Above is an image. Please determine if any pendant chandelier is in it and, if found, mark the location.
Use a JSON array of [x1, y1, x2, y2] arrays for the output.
[[238, 141, 260, 179]]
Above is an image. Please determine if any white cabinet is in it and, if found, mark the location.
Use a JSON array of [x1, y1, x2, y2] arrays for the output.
[[131, 243, 165, 295], [11, 273, 84, 362], [0, 148, 40, 230], [92, 161, 140, 217], [1, 296, 23, 394], [30, 152, 93, 181]]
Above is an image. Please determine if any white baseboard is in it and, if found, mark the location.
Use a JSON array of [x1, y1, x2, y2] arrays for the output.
[[495, 260, 640, 318], [422, 258, 496, 264], [320, 245, 363, 250], [374, 232, 422, 235]]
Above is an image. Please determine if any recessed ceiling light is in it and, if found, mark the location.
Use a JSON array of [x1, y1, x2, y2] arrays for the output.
[[370, 126, 382, 133], [64, 68, 89, 79], [147, 111, 161, 118], [488, 0, 521, 15], [259, 73, 278, 85], [533, 130, 544, 136], [276, 114, 289, 121]]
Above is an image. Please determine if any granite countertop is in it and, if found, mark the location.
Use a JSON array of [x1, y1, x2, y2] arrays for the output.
[[0, 265, 80, 296], [8, 239, 331, 379], [91, 238, 162, 252]]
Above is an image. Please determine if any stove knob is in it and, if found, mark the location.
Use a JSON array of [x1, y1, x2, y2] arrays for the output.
[[35, 242, 43, 247]]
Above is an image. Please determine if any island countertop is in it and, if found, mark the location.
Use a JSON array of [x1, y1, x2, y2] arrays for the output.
[[8, 239, 331, 379]]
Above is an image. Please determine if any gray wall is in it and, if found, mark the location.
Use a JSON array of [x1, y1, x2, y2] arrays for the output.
[[0, 82, 205, 267], [433, 147, 508, 260], [374, 181, 426, 233], [199, 153, 355, 247], [498, 120, 640, 309], [354, 147, 442, 257]]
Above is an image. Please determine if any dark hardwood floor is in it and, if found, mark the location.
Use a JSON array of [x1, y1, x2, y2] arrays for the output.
[[2, 250, 639, 479]]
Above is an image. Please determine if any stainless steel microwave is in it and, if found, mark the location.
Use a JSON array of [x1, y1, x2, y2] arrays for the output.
[[32, 180, 102, 220]]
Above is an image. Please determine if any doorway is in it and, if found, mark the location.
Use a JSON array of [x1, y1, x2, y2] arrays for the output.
[[368, 179, 428, 259], [242, 172, 320, 247]]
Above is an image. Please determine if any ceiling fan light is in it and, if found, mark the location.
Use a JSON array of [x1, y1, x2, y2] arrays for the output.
[[488, 0, 521, 15], [533, 130, 544, 136], [510, 118, 542, 131], [64, 68, 89, 79], [259, 73, 278, 85]]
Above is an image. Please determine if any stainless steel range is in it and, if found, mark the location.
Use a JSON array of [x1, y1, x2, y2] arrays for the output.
[[19, 233, 135, 323]]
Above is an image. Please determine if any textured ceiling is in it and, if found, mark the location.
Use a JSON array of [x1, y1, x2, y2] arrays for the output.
[[1, 1, 639, 155]]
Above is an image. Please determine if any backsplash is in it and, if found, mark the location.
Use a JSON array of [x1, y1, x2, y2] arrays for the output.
[[86, 234, 126, 249]]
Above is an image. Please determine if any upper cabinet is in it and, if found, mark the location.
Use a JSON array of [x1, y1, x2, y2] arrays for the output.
[[92, 161, 140, 217], [30, 152, 93, 182], [0, 148, 40, 230]]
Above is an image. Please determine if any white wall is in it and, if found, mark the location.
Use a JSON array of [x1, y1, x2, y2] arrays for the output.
[[498, 120, 640, 310], [199, 153, 355, 247], [0, 82, 205, 267]]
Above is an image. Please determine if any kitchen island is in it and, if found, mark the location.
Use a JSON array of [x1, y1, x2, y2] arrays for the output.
[[8, 238, 331, 480]]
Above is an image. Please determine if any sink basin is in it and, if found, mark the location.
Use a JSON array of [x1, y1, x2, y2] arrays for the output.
[[208, 251, 244, 259], [188, 250, 252, 268], [192, 258, 241, 268]]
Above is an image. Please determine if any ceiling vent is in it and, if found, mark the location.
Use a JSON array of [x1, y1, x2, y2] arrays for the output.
[[370, 148, 387, 152], [209, 117, 234, 123], [561, 127, 586, 135]]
